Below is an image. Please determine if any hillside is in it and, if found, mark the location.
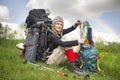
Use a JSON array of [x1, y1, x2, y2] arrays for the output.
[[0, 38, 120, 80]]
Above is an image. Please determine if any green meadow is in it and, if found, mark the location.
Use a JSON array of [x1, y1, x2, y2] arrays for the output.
[[0, 38, 120, 80]]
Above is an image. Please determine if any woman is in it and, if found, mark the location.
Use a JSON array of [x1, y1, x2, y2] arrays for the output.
[[46, 16, 85, 75]]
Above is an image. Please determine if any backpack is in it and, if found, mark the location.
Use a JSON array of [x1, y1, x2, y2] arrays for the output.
[[24, 9, 52, 63], [80, 22, 99, 73], [80, 44, 98, 73]]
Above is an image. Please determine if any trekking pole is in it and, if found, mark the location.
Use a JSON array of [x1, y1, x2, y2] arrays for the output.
[[79, 22, 84, 40], [26, 61, 68, 77]]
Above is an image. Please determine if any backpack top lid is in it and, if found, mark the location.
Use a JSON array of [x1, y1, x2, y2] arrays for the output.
[[26, 9, 51, 28], [29, 9, 50, 18]]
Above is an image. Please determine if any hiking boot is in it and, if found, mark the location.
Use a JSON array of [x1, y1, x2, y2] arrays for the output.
[[90, 71, 97, 75], [69, 61, 85, 75]]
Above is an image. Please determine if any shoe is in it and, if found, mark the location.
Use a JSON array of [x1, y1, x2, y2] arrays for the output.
[[90, 71, 97, 75], [69, 61, 85, 75], [73, 67, 85, 76]]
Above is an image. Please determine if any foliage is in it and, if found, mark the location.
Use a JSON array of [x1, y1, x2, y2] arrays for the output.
[[7, 30, 18, 39], [95, 41, 120, 53], [20, 22, 26, 30], [0, 23, 11, 38], [0, 23, 17, 39]]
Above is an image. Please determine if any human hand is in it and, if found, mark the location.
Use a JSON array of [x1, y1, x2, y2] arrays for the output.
[[76, 20, 82, 25], [78, 39, 84, 44], [73, 20, 82, 28]]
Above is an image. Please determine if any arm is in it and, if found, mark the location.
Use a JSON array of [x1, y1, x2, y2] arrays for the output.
[[48, 33, 78, 47], [63, 26, 76, 35], [63, 20, 82, 35]]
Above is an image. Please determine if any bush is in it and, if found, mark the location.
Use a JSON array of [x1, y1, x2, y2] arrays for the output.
[[95, 41, 120, 53]]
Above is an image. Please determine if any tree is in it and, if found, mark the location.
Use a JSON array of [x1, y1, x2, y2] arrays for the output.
[[20, 22, 26, 30], [7, 30, 17, 39], [0, 23, 3, 37], [0, 23, 11, 38], [0, 23, 15, 39]]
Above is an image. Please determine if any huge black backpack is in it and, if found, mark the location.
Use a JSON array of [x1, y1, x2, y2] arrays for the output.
[[24, 9, 52, 63]]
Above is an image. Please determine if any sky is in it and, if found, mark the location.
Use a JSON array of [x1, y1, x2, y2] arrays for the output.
[[0, 0, 120, 42]]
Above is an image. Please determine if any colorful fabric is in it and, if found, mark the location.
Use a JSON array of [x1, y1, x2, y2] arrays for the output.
[[65, 49, 79, 61], [87, 27, 94, 46], [81, 44, 98, 72]]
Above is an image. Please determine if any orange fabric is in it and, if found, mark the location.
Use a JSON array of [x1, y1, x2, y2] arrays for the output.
[[84, 39, 90, 45], [57, 71, 65, 76]]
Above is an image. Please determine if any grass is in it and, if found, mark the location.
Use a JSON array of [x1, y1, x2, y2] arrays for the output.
[[0, 38, 120, 80]]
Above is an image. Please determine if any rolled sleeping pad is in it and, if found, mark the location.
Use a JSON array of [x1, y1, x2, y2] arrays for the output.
[[16, 43, 24, 50]]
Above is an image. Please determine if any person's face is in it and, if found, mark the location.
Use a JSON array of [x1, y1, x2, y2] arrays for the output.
[[54, 21, 63, 33]]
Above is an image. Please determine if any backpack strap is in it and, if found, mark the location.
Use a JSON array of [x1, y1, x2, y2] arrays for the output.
[[30, 21, 44, 28], [47, 27, 63, 39]]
